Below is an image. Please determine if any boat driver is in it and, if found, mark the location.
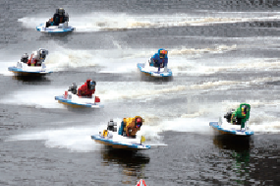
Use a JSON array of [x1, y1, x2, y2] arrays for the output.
[[150, 48, 168, 72], [27, 48, 48, 67], [46, 8, 69, 28], [224, 103, 251, 130], [77, 79, 98, 99], [119, 116, 144, 138]]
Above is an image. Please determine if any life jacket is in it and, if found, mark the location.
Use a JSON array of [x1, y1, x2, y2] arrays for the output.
[[60, 16, 63, 23], [27, 54, 37, 66], [123, 116, 144, 137]]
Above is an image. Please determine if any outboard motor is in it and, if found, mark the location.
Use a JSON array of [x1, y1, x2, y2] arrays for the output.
[[20, 53, 29, 63], [68, 83, 77, 94], [224, 109, 234, 123], [107, 119, 117, 132]]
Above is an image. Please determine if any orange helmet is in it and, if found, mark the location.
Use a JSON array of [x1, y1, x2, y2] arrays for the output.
[[159, 49, 167, 58]]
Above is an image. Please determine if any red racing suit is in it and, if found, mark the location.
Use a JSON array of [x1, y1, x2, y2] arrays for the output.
[[27, 53, 40, 66], [77, 79, 95, 97]]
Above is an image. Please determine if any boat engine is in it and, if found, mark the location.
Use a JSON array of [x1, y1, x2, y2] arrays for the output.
[[68, 83, 77, 94], [107, 119, 117, 132], [224, 109, 234, 123], [20, 53, 29, 63]]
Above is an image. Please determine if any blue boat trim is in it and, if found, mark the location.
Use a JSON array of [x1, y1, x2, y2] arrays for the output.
[[91, 135, 151, 149], [55, 95, 102, 108], [137, 63, 172, 77], [8, 66, 53, 74], [36, 23, 74, 33], [209, 122, 254, 135]]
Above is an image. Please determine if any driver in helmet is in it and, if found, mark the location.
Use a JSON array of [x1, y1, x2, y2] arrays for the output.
[[46, 8, 69, 27], [150, 48, 168, 72], [27, 48, 48, 67], [77, 79, 97, 98], [121, 116, 144, 138], [224, 103, 251, 129]]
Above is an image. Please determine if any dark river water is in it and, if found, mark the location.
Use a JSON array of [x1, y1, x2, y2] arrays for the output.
[[0, 0, 279, 185]]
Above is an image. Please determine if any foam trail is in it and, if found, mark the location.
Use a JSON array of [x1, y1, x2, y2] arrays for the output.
[[6, 105, 280, 152], [18, 17, 49, 29], [0, 62, 15, 76], [169, 45, 237, 56], [7, 125, 105, 152], [45, 48, 99, 70], [188, 77, 280, 92], [0, 81, 186, 108], [7, 117, 166, 151], [0, 51, 20, 76], [46, 44, 237, 73], [159, 117, 212, 134], [0, 76, 277, 110], [248, 110, 280, 134], [205, 59, 280, 74], [18, 12, 280, 32], [66, 13, 280, 30], [250, 122, 280, 134], [99, 82, 187, 102], [1, 43, 238, 75], [44, 46, 154, 72], [0, 87, 65, 109], [100, 77, 279, 103]]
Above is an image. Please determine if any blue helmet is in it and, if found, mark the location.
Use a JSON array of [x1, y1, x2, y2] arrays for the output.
[[89, 80, 96, 90]]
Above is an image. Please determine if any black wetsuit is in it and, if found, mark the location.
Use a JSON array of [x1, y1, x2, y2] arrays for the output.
[[53, 13, 62, 26], [46, 13, 66, 27]]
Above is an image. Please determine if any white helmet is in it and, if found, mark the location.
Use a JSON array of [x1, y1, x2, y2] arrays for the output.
[[57, 8, 65, 15], [21, 53, 28, 59], [38, 48, 48, 60]]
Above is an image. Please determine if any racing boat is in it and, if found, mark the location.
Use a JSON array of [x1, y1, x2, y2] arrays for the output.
[[8, 56, 52, 77], [36, 22, 74, 33], [137, 59, 172, 77], [91, 120, 151, 150], [209, 117, 254, 136], [55, 83, 103, 108]]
